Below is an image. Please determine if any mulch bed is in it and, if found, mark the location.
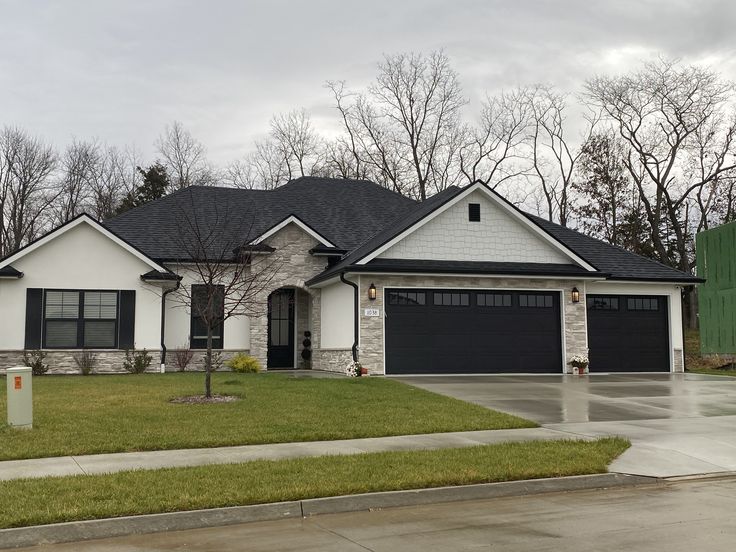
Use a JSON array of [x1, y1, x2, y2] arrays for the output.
[[170, 395, 240, 404]]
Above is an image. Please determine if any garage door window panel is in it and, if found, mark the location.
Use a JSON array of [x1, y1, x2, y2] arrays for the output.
[[477, 293, 512, 307], [627, 297, 660, 311], [387, 291, 426, 306], [588, 297, 619, 310], [519, 294, 554, 308], [433, 292, 469, 307]]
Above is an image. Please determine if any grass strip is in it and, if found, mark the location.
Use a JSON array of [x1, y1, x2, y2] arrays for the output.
[[0, 373, 534, 461], [0, 438, 629, 529]]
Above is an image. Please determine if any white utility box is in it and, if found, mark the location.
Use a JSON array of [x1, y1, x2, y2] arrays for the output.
[[6, 366, 32, 429]]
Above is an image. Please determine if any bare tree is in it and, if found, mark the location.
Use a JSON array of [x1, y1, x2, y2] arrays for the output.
[[170, 191, 282, 398], [156, 121, 215, 190], [459, 87, 534, 189], [325, 81, 368, 180], [87, 146, 142, 221], [269, 109, 324, 179], [0, 126, 58, 257], [53, 139, 100, 224], [529, 85, 598, 226], [585, 58, 736, 327], [222, 158, 256, 189], [327, 51, 466, 199]]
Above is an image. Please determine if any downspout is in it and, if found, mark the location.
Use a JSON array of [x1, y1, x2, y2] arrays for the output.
[[160, 281, 180, 373], [339, 272, 359, 362]]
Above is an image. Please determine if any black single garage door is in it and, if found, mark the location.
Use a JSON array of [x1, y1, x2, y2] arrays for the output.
[[385, 288, 562, 374], [587, 295, 670, 372]]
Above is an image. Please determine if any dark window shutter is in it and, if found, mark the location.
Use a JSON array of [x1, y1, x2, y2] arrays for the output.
[[24, 288, 43, 349], [118, 290, 136, 349]]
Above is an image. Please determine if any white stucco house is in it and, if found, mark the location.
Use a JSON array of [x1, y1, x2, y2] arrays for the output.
[[0, 177, 700, 375]]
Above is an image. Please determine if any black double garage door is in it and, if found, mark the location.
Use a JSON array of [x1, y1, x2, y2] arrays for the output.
[[385, 289, 563, 374], [384, 289, 670, 374]]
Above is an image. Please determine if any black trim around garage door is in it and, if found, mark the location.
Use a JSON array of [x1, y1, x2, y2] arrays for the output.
[[385, 288, 563, 375], [587, 295, 670, 372]]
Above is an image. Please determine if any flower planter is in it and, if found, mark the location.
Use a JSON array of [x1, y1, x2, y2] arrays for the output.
[[360, 366, 369, 376]]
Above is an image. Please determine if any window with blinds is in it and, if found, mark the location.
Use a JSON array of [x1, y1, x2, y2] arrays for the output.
[[190, 284, 224, 349], [43, 290, 118, 348]]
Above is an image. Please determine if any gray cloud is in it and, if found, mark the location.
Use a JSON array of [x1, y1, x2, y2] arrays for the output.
[[0, 0, 733, 165]]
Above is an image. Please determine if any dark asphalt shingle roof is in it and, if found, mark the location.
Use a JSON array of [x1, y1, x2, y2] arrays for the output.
[[0, 265, 23, 278], [105, 176, 697, 284], [527, 215, 701, 283], [105, 177, 416, 261]]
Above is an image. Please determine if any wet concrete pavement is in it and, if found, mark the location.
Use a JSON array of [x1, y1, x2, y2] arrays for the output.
[[19, 477, 736, 551], [395, 373, 736, 424], [396, 373, 736, 477]]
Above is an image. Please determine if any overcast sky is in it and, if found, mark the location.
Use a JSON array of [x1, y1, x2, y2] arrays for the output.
[[1, 0, 734, 166]]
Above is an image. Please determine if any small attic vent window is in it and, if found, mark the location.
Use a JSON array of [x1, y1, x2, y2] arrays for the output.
[[468, 203, 481, 222]]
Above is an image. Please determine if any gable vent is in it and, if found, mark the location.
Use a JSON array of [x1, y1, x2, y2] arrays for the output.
[[468, 203, 481, 222]]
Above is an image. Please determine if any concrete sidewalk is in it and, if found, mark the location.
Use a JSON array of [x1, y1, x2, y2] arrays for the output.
[[0, 427, 576, 481]]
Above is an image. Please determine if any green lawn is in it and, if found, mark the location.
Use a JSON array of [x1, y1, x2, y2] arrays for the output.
[[0, 373, 534, 461], [685, 329, 736, 376], [0, 438, 629, 529]]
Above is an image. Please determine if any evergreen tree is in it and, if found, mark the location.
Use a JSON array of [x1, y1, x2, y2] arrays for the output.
[[116, 163, 170, 214]]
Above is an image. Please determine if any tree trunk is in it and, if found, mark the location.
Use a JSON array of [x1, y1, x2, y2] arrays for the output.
[[205, 328, 213, 398], [685, 287, 698, 330]]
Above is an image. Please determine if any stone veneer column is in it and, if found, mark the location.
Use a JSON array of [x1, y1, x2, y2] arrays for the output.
[[247, 223, 329, 370]]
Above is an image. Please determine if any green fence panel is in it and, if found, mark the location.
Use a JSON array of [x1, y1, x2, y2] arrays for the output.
[[697, 221, 736, 354]]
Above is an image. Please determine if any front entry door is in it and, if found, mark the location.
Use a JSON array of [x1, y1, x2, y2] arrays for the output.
[[268, 289, 295, 369]]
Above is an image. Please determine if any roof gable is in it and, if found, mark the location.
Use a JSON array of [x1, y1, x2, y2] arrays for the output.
[[359, 181, 596, 270], [250, 214, 336, 247], [376, 189, 571, 265], [0, 214, 168, 273]]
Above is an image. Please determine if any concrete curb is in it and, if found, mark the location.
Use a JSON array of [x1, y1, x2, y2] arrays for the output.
[[0, 473, 660, 549]]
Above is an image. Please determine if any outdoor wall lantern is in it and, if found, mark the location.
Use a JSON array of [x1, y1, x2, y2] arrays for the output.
[[571, 287, 580, 303], [368, 283, 377, 301]]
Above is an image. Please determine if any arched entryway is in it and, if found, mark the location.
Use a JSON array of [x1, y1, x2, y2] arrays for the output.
[[267, 287, 313, 369]]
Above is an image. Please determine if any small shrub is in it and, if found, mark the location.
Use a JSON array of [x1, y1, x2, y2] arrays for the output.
[[226, 353, 261, 373], [73, 350, 98, 376], [23, 350, 49, 376], [172, 347, 194, 372], [123, 349, 152, 374]]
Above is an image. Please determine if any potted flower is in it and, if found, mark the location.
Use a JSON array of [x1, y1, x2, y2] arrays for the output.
[[569, 355, 589, 375], [345, 360, 363, 377]]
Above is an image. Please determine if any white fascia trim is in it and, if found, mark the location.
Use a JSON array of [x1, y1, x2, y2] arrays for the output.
[[250, 215, 335, 248], [0, 215, 168, 273], [356, 182, 597, 272], [307, 276, 340, 288], [346, 271, 605, 281]]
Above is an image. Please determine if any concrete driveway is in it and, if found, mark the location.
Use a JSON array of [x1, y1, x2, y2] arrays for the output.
[[396, 373, 736, 478]]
